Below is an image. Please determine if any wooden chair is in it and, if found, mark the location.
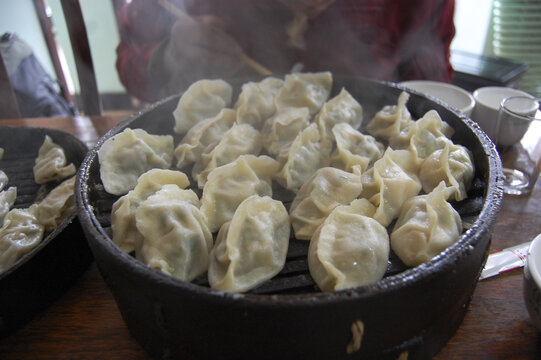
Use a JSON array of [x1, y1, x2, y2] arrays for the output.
[[59, 0, 102, 115], [0, 52, 21, 119]]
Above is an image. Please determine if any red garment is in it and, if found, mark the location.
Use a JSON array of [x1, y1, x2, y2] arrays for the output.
[[116, 0, 455, 102]]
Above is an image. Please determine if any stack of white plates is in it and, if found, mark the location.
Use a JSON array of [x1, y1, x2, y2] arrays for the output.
[[493, 0, 541, 97]]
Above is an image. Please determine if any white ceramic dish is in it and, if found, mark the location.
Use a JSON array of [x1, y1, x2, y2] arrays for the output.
[[471, 86, 535, 146], [524, 233, 541, 331], [399, 80, 475, 116]]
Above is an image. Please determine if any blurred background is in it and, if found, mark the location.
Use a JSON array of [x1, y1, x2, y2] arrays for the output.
[[0, 0, 538, 116]]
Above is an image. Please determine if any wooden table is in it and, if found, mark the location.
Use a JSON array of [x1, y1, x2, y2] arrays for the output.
[[0, 115, 540, 359]]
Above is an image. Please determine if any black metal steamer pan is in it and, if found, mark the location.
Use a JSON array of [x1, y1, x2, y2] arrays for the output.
[[0, 126, 92, 338], [76, 76, 503, 359]]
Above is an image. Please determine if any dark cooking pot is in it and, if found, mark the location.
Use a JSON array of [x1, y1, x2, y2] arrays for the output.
[[0, 126, 92, 338], [76, 76, 503, 359]]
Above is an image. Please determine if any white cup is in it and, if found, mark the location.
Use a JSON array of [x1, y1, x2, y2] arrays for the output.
[[399, 80, 475, 116], [471, 86, 535, 145], [524, 233, 541, 331]]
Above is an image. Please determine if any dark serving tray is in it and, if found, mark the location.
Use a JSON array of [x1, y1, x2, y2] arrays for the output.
[[0, 126, 93, 338], [78, 76, 503, 359]]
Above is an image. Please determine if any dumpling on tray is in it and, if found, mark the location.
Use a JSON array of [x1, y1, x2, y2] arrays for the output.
[[98, 128, 174, 195], [235, 77, 284, 129], [290, 166, 363, 240], [201, 155, 279, 233], [315, 88, 363, 143], [172, 79, 233, 135], [174, 108, 236, 169], [308, 199, 389, 292], [33, 135, 76, 184], [192, 123, 263, 188], [135, 185, 212, 282], [274, 71, 333, 116], [0, 205, 44, 274], [275, 123, 331, 193], [390, 182, 462, 267], [208, 195, 290, 293], [111, 169, 194, 254]]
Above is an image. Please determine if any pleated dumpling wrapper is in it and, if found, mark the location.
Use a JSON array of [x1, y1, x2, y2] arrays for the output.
[[208, 195, 290, 293], [308, 199, 389, 292], [98, 128, 174, 195]]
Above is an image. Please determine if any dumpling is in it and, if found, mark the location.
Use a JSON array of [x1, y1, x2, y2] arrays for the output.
[[0, 187, 17, 227], [135, 185, 212, 282], [111, 169, 194, 253], [235, 77, 284, 128], [389, 110, 454, 164], [98, 128, 174, 195], [390, 182, 462, 267], [308, 199, 389, 292], [0, 170, 7, 192], [192, 123, 262, 188], [274, 71, 333, 116], [360, 148, 421, 227], [290, 166, 363, 240], [172, 79, 233, 135], [201, 155, 279, 233], [315, 88, 363, 142], [174, 108, 236, 169], [276, 123, 331, 193], [35, 176, 76, 231], [208, 195, 290, 293], [0, 205, 44, 274], [419, 139, 474, 201], [33, 135, 76, 184], [330, 122, 385, 173], [366, 91, 414, 141], [261, 107, 310, 157]]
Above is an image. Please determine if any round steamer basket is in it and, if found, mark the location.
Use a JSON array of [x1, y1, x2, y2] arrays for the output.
[[0, 127, 92, 338], [76, 77, 503, 359]]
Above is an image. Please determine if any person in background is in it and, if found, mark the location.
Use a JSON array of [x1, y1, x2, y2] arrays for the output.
[[116, 0, 455, 103]]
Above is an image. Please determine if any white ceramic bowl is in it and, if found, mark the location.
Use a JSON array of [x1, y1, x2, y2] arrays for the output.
[[399, 80, 475, 116], [471, 86, 535, 146], [524, 233, 541, 331]]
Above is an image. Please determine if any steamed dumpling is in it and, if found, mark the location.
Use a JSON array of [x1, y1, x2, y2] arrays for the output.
[[235, 77, 284, 128], [208, 195, 290, 293], [315, 88, 363, 142], [174, 108, 236, 169], [192, 123, 263, 188], [330, 122, 384, 173], [390, 182, 462, 267], [201, 155, 279, 233], [308, 199, 389, 291], [33, 135, 76, 184], [290, 166, 363, 240], [389, 109, 454, 164], [275, 71, 333, 116], [276, 123, 331, 192], [98, 128, 174, 195], [111, 169, 194, 253], [366, 91, 414, 141], [0, 187, 17, 227], [172, 79, 233, 135], [261, 107, 310, 157], [0, 170, 7, 192], [0, 205, 44, 274], [135, 185, 212, 282], [360, 148, 421, 227], [419, 139, 474, 201], [35, 176, 76, 231]]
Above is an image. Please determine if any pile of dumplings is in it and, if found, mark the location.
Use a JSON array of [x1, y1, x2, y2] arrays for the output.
[[98, 72, 475, 294], [0, 136, 78, 274]]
